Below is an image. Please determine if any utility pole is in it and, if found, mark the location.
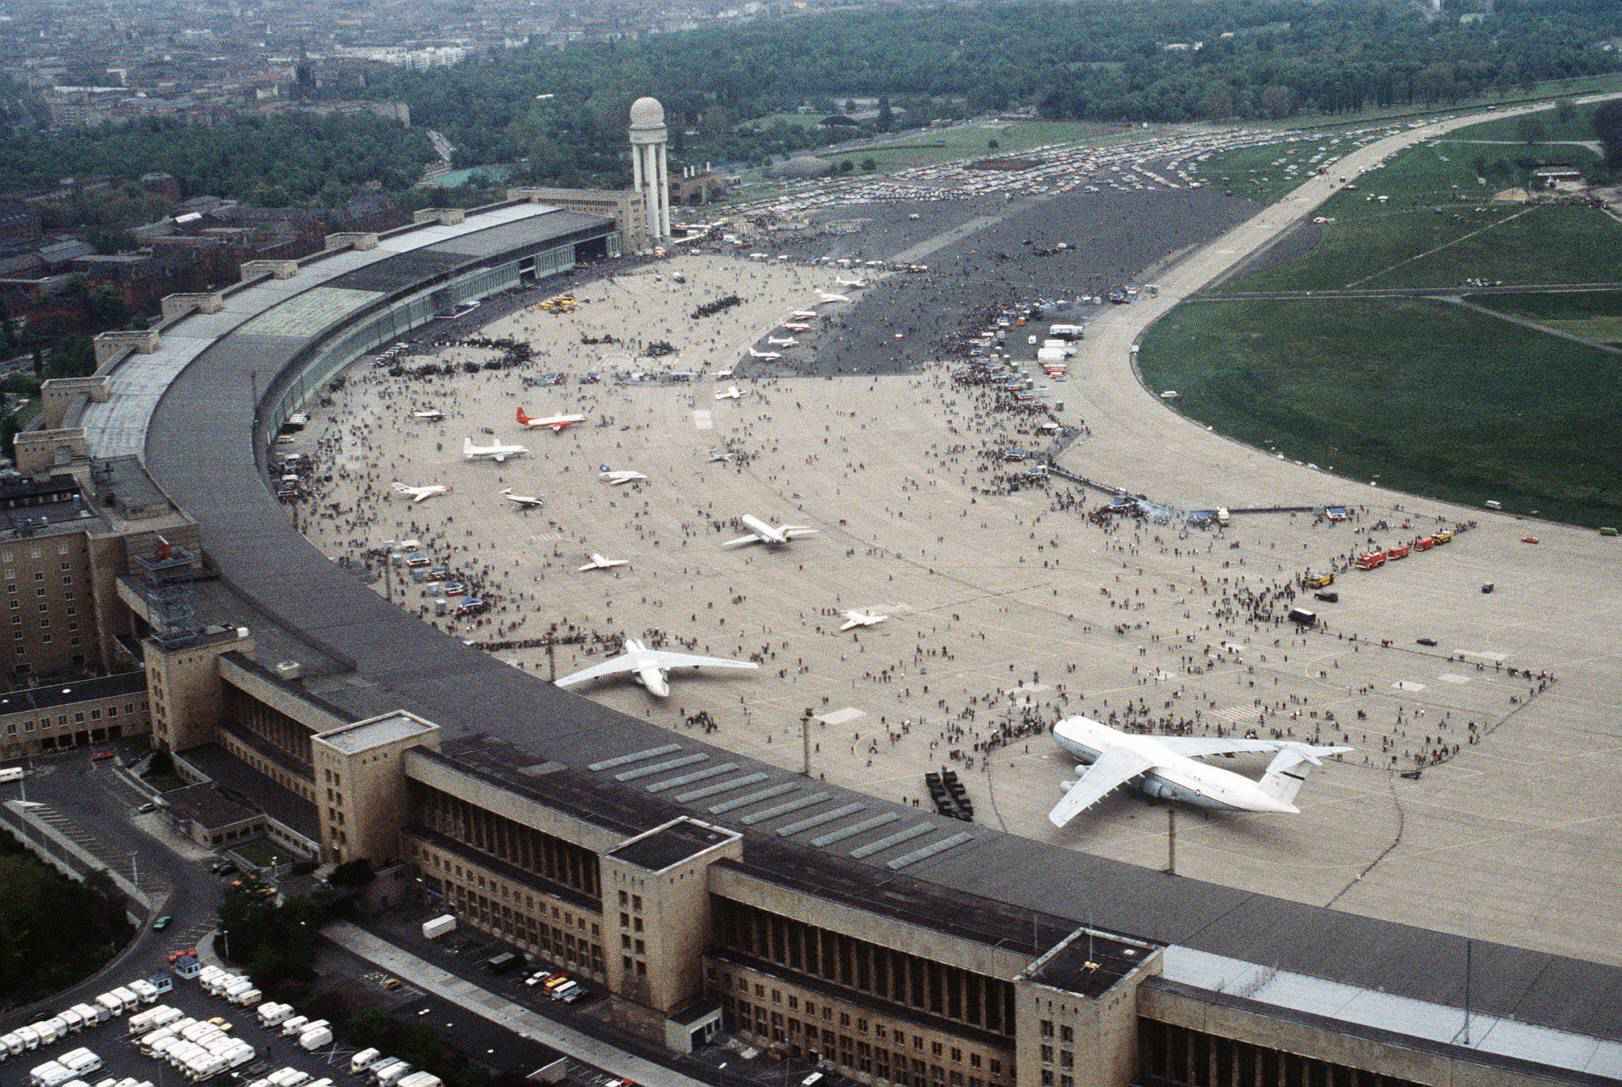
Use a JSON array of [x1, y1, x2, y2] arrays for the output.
[[546, 639, 556, 683], [130, 851, 139, 888], [1165, 807, 1177, 875], [801, 709, 813, 777]]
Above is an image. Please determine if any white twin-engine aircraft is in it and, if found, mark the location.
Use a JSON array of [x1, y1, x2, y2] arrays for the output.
[[722, 513, 819, 549], [748, 347, 782, 361], [767, 336, 799, 347], [499, 487, 544, 509], [838, 609, 888, 631], [817, 291, 852, 305], [598, 468, 648, 486], [714, 385, 744, 401], [411, 409, 445, 421], [835, 275, 867, 289], [390, 482, 451, 503], [554, 636, 758, 698], [515, 406, 587, 432], [463, 436, 529, 463], [577, 553, 629, 572], [1048, 716, 1350, 828]]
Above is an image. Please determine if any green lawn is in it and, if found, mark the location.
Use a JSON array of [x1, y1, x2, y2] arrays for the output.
[[1442, 98, 1610, 144], [816, 119, 1127, 170], [1468, 289, 1622, 345], [1187, 137, 1342, 206], [1139, 298, 1622, 527], [1220, 141, 1613, 292]]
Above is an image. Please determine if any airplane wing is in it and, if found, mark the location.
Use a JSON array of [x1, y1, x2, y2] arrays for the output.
[[721, 534, 762, 549], [1155, 737, 1305, 759], [412, 490, 433, 503], [554, 654, 639, 688], [781, 526, 819, 539], [1048, 749, 1156, 828], [642, 650, 759, 672]]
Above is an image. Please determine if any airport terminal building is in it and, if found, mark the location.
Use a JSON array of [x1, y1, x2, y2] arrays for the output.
[[19, 197, 1622, 1087]]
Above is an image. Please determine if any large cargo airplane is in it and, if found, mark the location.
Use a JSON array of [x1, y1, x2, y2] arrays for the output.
[[516, 407, 587, 432], [722, 514, 819, 549], [390, 482, 451, 503], [554, 637, 757, 697], [463, 437, 529, 463], [1048, 716, 1349, 827]]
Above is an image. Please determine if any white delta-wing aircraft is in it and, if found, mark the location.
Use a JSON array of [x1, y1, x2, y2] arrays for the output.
[[723, 513, 819, 549], [839, 609, 888, 631], [463, 436, 529, 463], [516, 406, 587, 432], [1048, 716, 1350, 828], [817, 292, 852, 305], [555, 636, 758, 698], [748, 348, 782, 361], [578, 553, 629, 572], [390, 482, 451, 503], [715, 385, 744, 401], [767, 336, 798, 347], [499, 487, 544, 510], [598, 467, 648, 485]]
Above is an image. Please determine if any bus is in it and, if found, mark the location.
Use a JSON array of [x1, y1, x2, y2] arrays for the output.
[[0, 767, 23, 784]]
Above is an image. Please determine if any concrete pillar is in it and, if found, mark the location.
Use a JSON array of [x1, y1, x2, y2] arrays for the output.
[[240, 259, 298, 281], [658, 143, 672, 237], [160, 292, 224, 323]]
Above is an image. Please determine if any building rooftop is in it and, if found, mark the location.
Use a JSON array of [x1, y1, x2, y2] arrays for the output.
[[608, 817, 736, 872], [179, 742, 320, 843], [1022, 925, 1157, 1001], [0, 670, 147, 716], [317, 710, 436, 754], [162, 781, 261, 830]]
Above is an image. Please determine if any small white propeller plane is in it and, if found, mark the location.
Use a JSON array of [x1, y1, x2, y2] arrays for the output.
[[715, 385, 744, 401], [412, 409, 445, 421], [516, 406, 587, 432], [835, 275, 867, 289], [839, 609, 888, 631], [391, 482, 451, 503], [767, 336, 799, 347], [555, 636, 758, 698], [578, 553, 629, 572], [1048, 716, 1351, 828], [707, 449, 734, 464], [817, 292, 852, 305], [748, 347, 782, 361], [723, 513, 819, 549], [463, 436, 529, 463], [500, 487, 544, 510], [599, 468, 648, 486]]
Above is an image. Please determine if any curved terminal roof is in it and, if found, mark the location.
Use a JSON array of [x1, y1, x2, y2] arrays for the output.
[[118, 203, 1622, 1061]]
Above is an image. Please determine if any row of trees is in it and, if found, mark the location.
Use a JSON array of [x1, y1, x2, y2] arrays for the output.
[[0, 837, 134, 1009]]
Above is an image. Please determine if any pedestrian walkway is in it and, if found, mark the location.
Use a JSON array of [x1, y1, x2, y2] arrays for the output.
[[325, 922, 711, 1087]]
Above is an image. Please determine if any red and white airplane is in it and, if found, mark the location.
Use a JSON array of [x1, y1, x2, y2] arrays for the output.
[[516, 407, 587, 432]]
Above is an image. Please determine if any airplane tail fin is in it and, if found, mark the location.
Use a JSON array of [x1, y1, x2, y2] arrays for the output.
[[463, 436, 474, 456], [516, 406, 530, 425], [1259, 745, 1346, 808]]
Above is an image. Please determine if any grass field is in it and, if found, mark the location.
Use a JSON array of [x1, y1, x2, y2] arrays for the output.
[[1468, 289, 1622, 345], [1219, 140, 1616, 291], [1440, 98, 1610, 144], [1138, 298, 1622, 527], [815, 118, 1127, 170]]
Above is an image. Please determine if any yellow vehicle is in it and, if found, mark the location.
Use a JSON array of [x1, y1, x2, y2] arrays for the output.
[[1433, 530, 1454, 545], [1305, 573, 1335, 590]]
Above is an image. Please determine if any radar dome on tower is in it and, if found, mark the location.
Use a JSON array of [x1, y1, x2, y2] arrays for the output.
[[630, 96, 666, 130]]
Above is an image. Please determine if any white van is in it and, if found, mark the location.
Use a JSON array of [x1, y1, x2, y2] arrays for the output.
[[278, 1017, 309, 1038], [349, 1050, 381, 1076]]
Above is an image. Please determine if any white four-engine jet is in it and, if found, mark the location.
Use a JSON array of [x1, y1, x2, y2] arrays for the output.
[[599, 468, 648, 486], [723, 513, 819, 549], [500, 487, 544, 510], [839, 609, 889, 631], [391, 482, 451, 503], [1048, 716, 1350, 828], [715, 385, 744, 401], [748, 347, 782, 361], [516, 406, 587, 432], [463, 436, 529, 463], [555, 636, 758, 698], [578, 553, 629, 572]]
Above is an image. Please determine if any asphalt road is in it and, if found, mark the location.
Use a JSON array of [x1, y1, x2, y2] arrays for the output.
[[1, 748, 225, 1026]]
